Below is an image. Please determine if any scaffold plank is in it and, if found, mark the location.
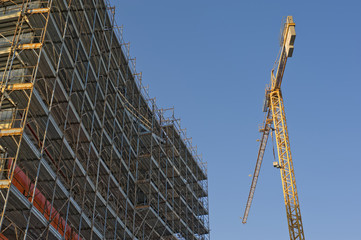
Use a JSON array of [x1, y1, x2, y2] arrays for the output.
[[0, 128, 22, 137], [0, 180, 10, 188]]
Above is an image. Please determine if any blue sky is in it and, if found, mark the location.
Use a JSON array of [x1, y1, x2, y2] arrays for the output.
[[110, 1, 361, 239]]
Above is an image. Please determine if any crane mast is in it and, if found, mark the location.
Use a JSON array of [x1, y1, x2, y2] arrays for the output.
[[242, 16, 305, 240]]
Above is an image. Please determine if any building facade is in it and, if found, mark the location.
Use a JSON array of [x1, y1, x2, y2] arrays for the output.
[[0, 0, 210, 239]]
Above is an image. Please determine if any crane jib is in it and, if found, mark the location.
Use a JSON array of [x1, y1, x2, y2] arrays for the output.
[[242, 112, 272, 223]]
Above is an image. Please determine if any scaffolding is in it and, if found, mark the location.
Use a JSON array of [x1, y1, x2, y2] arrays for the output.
[[0, 0, 210, 239]]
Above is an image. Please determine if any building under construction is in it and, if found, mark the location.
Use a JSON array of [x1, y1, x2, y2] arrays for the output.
[[0, 0, 210, 239]]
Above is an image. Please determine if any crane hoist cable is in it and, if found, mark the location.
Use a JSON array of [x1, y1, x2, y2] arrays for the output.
[[242, 16, 305, 240], [271, 129, 276, 161]]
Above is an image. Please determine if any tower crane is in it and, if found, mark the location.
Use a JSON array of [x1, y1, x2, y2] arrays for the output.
[[242, 16, 305, 240]]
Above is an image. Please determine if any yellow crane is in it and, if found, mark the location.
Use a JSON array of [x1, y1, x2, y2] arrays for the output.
[[242, 16, 305, 240]]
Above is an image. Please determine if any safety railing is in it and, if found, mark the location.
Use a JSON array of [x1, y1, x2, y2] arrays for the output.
[[0, 108, 27, 130], [0, 157, 14, 182]]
